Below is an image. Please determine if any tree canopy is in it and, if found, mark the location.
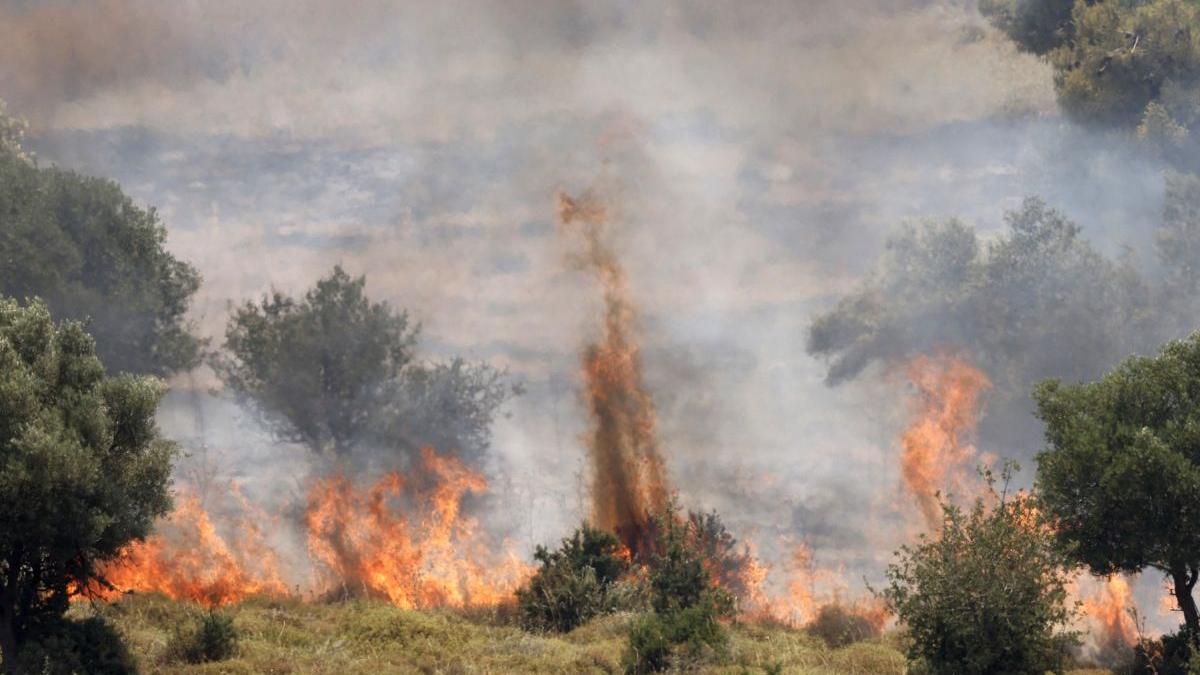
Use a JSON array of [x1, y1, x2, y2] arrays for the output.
[[217, 265, 513, 464], [806, 197, 1150, 390], [982, 0, 1200, 163], [0, 298, 175, 671], [1035, 333, 1200, 643], [0, 105, 201, 376]]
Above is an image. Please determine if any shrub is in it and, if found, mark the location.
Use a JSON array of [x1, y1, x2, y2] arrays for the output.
[[622, 504, 735, 673], [12, 616, 137, 675], [879, 466, 1079, 675], [623, 598, 729, 675], [165, 610, 239, 664], [517, 524, 631, 632], [806, 603, 881, 648]]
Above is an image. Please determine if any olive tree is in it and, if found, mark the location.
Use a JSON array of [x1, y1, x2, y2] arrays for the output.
[[0, 298, 175, 671], [217, 266, 513, 463], [1035, 333, 1200, 645]]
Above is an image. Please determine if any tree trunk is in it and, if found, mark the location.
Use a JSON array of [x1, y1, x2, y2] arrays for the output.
[[1172, 566, 1200, 646]]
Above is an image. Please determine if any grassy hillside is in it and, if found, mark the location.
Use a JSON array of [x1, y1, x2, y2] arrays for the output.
[[66, 594, 1117, 674], [75, 594, 909, 674]]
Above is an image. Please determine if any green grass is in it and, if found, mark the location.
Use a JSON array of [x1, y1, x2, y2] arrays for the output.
[[67, 594, 1112, 674]]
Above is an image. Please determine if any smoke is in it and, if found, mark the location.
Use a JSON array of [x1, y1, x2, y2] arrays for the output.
[[6, 0, 1186, 641]]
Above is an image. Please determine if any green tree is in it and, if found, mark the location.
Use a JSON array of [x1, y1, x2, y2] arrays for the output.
[[880, 467, 1079, 675], [0, 298, 175, 671], [217, 266, 418, 458], [217, 266, 513, 462], [982, 0, 1200, 156], [1035, 333, 1200, 644], [807, 198, 1149, 389], [0, 105, 201, 376]]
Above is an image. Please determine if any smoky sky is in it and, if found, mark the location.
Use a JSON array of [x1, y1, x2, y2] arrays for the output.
[[1, 0, 1175, 609]]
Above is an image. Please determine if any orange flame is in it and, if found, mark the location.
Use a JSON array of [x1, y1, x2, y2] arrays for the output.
[[305, 447, 532, 608], [741, 542, 887, 630], [89, 488, 289, 606], [1079, 575, 1139, 658], [559, 191, 668, 556], [900, 355, 991, 529]]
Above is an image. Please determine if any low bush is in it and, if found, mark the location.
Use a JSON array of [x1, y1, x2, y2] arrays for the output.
[[806, 603, 881, 648], [164, 609, 239, 664], [516, 524, 632, 632], [624, 595, 730, 674], [623, 504, 735, 673]]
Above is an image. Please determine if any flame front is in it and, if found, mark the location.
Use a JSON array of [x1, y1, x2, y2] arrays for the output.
[[90, 489, 288, 606], [305, 447, 532, 608], [900, 355, 991, 529], [559, 191, 668, 556]]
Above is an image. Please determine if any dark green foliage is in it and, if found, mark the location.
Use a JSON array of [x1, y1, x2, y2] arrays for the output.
[[165, 610, 239, 664], [217, 266, 513, 462], [621, 505, 735, 673], [12, 616, 137, 675], [806, 604, 881, 648], [1035, 333, 1200, 642], [880, 469, 1079, 675], [978, 0, 1075, 55], [0, 298, 175, 670], [0, 111, 201, 376], [623, 601, 730, 674], [516, 525, 631, 632]]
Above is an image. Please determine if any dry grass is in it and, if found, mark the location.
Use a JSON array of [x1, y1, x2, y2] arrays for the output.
[[68, 594, 1111, 674]]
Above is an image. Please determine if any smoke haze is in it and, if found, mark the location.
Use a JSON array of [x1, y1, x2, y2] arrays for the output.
[[2, 0, 1181, 632]]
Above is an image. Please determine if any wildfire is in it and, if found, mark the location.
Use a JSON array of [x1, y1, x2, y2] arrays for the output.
[[899, 354, 991, 530], [305, 446, 532, 608], [559, 191, 669, 557], [89, 488, 289, 606], [86, 447, 530, 610], [739, 542, 887, 631], [1079, 575, 1139, 659]]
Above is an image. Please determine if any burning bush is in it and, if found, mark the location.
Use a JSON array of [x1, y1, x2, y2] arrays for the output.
[[879, 467, 1079, 675], [516, 524, 635, 633]]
